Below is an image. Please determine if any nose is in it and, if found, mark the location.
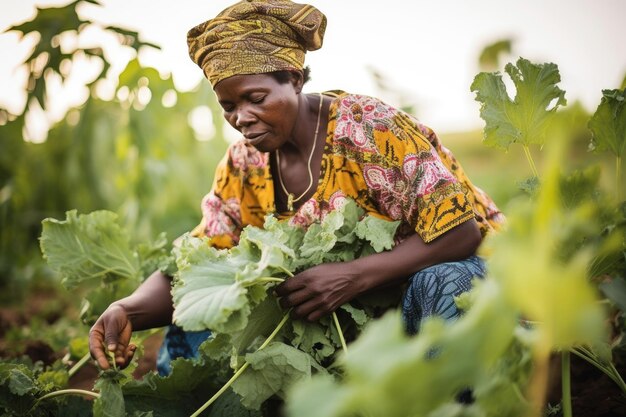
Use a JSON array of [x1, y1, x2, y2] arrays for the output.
[[234, 107, 256, 128]]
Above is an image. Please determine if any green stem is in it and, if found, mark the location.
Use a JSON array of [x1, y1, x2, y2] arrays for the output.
[[38, 388, 100, 401], [253, 277, 285, 285], [571, 348, 626, 395], [190, 312, 291, 417], [523, 145, 539, 178], [68, 352, 91, 378], [332, 312, 348, 353], [616, 156, 622, 201], [561, 351, 572, 417]]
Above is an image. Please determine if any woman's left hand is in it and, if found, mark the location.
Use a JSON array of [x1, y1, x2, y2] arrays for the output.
[[274, 262, 362, 321]]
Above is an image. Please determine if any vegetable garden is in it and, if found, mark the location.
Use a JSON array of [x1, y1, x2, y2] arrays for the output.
[[1, 1, 625, 416]]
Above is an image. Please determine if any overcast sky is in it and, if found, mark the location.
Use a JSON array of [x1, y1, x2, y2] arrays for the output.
[[1, 0, 625, 133]]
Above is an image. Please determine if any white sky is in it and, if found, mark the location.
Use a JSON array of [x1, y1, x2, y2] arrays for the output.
[[1, 0, 625, 133]]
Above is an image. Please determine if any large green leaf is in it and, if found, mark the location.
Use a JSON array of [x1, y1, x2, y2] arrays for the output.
[[232, 342, 321, 410], [471, 57, 567, 150], [171, 230, 295, 333], [93, 371, 125, 417], [40, 210, 140, 289], [172, 245, 250, 333]]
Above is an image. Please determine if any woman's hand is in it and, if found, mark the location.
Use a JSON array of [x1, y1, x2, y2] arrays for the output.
[[89, 304, 136, 370], [87, 270, 174, 369], [275, 219, 483, 322], [275, 262, 363, 321]]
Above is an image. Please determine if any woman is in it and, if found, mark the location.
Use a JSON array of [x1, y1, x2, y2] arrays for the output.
[[89, 0, 503, 373]]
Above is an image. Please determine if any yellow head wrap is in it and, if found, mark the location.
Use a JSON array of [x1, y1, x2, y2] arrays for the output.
[[187, 0, 327, 86]]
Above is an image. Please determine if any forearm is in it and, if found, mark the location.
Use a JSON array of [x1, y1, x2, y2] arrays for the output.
[[350, 218, 482, 296], [113, 270, 174, 331]]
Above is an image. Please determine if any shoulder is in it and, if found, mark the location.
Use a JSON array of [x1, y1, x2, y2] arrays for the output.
[[330, 92, 432, 153], [224, 140, 269, 172], [330, 93, 399, 145], [332, 92, 399, 120]]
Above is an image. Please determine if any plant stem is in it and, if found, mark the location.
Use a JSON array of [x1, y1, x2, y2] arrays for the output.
[[254, 277, 285, 285], [561, 351, 572, 417], [616, 156, 622, 201], [523, 145, 540, 178], [38, 388, 100, 401], [190, 312, 291, 417], [571, 347, 626, 395], [68, 352, 91, 378], [332, 312, 348, 353]]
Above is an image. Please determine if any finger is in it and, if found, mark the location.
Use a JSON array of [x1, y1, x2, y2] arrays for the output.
[[279, 288, 313, 309], [292, 298, 324, 321], [275, 276, 306, 297], [118, 344, 137, 369], [112, 321, 133, 365], [89, 325, 111, 370], [102, 315, 123, 352]]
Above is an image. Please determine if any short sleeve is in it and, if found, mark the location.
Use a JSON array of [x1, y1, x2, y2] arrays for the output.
[[363, 104, 475, 242], [193, 148, 243, 249]]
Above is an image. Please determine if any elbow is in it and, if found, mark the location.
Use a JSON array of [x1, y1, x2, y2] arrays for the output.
[[464, 219, 483, 256]]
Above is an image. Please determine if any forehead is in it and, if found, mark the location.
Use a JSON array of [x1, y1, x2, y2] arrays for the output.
[[214, 73, 282, 99]]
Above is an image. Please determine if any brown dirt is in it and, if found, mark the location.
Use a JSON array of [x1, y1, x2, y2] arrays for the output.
[[547, 353, 626, 417]]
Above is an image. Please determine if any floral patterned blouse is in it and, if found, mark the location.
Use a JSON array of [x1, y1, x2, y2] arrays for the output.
[[192, 92, 504, 249]]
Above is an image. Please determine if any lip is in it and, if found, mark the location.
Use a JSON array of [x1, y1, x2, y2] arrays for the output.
[[243, 132, 267, 145]]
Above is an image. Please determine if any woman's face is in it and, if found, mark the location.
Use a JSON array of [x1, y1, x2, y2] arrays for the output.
[[214, 72, 302, 152]]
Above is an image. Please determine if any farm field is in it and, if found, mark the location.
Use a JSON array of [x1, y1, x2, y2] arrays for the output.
[[1, 2, 625, 417]]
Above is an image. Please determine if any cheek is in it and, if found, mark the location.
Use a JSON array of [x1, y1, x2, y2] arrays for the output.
[[275, 97, 298, 132], [224, 113, 238, 130]]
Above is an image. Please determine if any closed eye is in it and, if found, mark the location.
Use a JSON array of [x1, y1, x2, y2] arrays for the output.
[[250, 94, 266, 104], [219, 102, 234, 113]]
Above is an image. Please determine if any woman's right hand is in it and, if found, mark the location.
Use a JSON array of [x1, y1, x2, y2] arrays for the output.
[[89, 304, 136, 370]]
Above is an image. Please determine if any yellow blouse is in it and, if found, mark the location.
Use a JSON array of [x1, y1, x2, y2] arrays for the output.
[[193, 92, 504, 249]]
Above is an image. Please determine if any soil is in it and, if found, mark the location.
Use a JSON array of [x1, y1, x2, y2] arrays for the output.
[[0, 288, 163, 391], [546, 353, 626, 417]]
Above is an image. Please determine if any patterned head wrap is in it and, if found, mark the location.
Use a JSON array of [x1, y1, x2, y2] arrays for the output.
[[187, 0, 327, 86]]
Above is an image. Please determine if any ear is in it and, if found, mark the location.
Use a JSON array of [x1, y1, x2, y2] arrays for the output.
[[289, 70, 305, 93]]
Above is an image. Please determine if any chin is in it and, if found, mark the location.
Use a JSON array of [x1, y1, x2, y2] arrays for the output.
[[252, 139, 283, 154], [251, 142, 274, 153]]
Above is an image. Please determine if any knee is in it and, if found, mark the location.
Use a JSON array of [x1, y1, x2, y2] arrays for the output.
[[406, 256, 486, 299]]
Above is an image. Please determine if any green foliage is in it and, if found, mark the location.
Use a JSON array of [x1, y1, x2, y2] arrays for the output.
[[93, 370, 126, 417], [4, 5, 626, 414], [166, 200, 402, 414], [0, 360, 90, 417], [39, 210, 174, 324], [121, 345, 261, 416], [478, 39, 513, 71], [0, 0, 228, 303], [40, 210, 141, 288], [232, 342, 324, 410], [172, 199, 400, 334], [5, 0, 157, 114], [286, 281, 529, 417], [283, 58, 620, 417], [588, 88, 626, 159], [471, 57, 567, 151]]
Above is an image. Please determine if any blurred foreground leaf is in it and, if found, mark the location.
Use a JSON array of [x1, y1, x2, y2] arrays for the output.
[[589, 88, 626, 159]]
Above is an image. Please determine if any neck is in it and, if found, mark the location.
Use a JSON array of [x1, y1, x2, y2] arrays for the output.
[[281, 93, 322, 158]]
